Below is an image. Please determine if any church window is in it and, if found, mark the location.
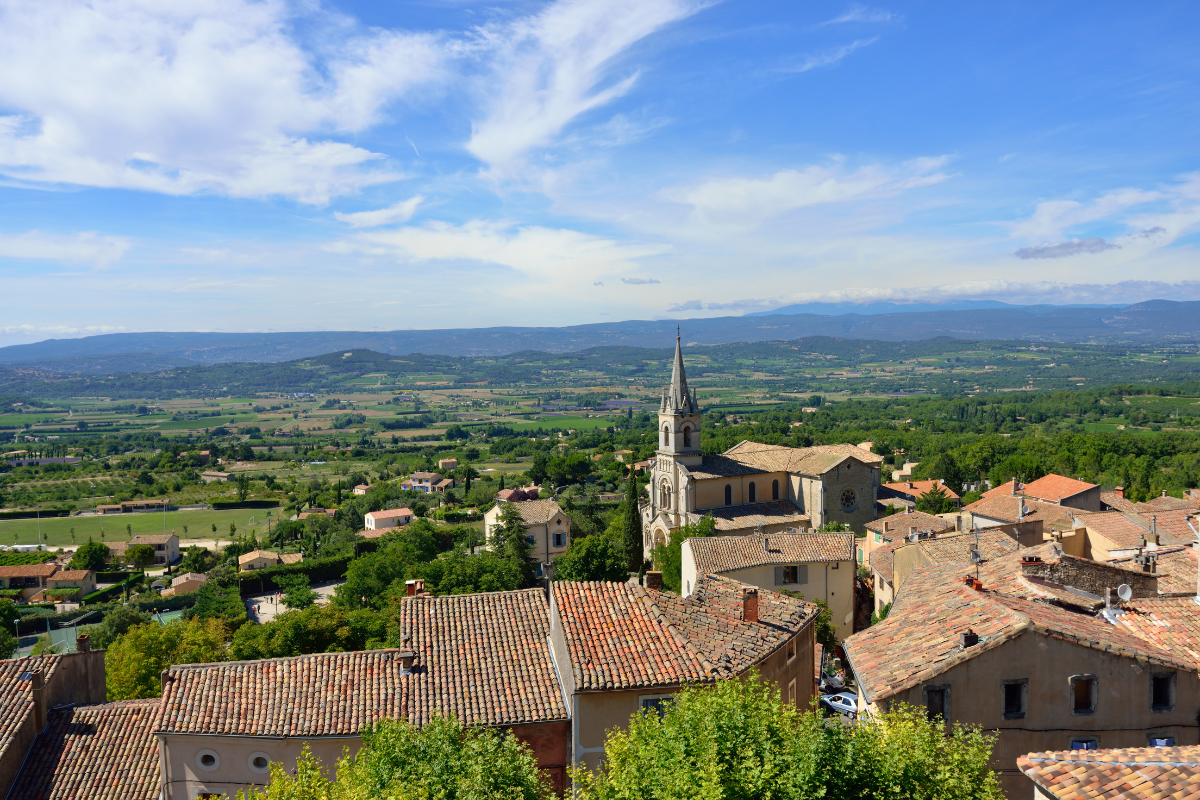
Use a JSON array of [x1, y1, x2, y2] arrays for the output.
[[661, 425, 670, 448], [682, 426, 691, 447], [724, 484, 732, 506], [660, 482, 671, 508], [772, 480, 779, 500], [748, 482, 757, 503], [840, 488, 858, 511]]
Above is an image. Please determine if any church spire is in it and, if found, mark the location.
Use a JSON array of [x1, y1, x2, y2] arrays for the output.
[[665, 327, 697, 414]]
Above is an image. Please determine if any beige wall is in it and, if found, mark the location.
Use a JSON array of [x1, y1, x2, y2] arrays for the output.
[[817, 460, 878, 533], [484, 508, 570, 564], [694, 472, 790, 511], [160, 733, 361, 799], [862, 631, 1199, 798], [239, 555, 277, 572], [872, 570, 894, 613]]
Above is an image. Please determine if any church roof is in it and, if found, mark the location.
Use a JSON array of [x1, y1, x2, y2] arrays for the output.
[[685, 442, 881, 480], [661, 333, 698, 415]]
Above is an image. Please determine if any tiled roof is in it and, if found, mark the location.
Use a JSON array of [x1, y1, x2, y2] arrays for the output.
[[8, 699, 162, 800], [687, 454, 771, 479], [1137, 494, 1200, 512], [1110, 596, 1200, 669], [0, 655, 60, 764], [237, 549, 279, 564], [915, 528, 1022, 566], [0, 564, 58, 578], [965, 495, 1076, 529], [868, 539, 902, 584], [1100, 491, 1138, 512], [688, 441, 882, 480], [367, 508, 413, 519], [172, 572, 207, 586], [1111, 546, 1197, 594], [48, 569, 91, 581], [131, 534, 176, 545], [1146, 509, 1200, 545], [864, 510, 954, 537], [279, 553, 303, 564], [845, 567, 1189, 704], [881, 480, 961, 500], [554, 576, 817, 692], [410, 472, 441, 481], [1073, 511, 1194, 551], [1018, 745, 1200, 800], [507, 499, 565, 525], [1022, 474, 1098, 502], [158, 589, 566, 735], [968, 543, 1152, 610], [689, 532, 855, 574], [982, 479, 1019, 499], [702, 501, 811, 532]]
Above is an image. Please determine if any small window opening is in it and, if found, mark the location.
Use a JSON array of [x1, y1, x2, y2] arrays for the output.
[[1152, 674, 1174, 710], [925, 688, 946, 721], [682, 427, 691, 447], [772, 479, 779, 500], [748, 482, 757, 502], [1003, 681, 1025, 718], [724, 484, 732, 506], [1072, 677, 1096, 714], [1151, 736, 1176, 747], [1071, 739, 1098, 751]]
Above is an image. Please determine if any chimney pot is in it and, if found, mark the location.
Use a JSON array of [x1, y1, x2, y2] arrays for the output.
[[76, 633, 90, 653], [406, 579, 417, 597], [1115, 486, 1125, 499], [960, 629, 980, 648], [645, 571, 663, 591], [1163, 490, 1168, 497], [741, 586, 759, 624], [28, 670, 43, 691], [972, 579, 984, 591]]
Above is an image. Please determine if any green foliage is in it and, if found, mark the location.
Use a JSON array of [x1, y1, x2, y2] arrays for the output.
[[235, 716, 546, 800], [815, 521, 850, 532], [410, 548, 527, 595], [336, 520, 443, 609], [871, 601, 892, 626], [69, 538, 110, 571], [0, 550, 56, 567], [554, 532, 629, 583], [80, 605, 151, 650], [0, 599, 18, 657], [179, 545, 211, 574], [650, 515, 717, 593], [125, 544, 156, 569], [623, 469, 642, 572], [278, 573, 318, 610], [571, 674, 1002, 800], [32, 633, 58, 655], [491, 502, 535, 584], [229, 605, 386, 661], [105, 617, 229, 700], [0, 628, 15, 659], [332, 413, 367, 430], [189, 581, 248, 629], [916, 484, 956, 515]]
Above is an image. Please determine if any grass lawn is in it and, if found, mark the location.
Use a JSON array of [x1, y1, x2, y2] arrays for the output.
[[0, 507, 286, 548]]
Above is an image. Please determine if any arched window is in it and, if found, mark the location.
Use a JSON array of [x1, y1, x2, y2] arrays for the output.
[[724, 484, 732, 506], [660, 482, 671, 508], [661, 425, 670, 448], [748, 482, 757, 503], [772, 479, 780, 500], [682, 426, 691, 448]]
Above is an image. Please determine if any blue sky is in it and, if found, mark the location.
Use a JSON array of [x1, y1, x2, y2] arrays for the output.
[[1, 0, 1199, 345]]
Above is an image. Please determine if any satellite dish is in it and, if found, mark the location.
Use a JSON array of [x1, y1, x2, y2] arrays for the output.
[[1117, 584, 1133, 602]]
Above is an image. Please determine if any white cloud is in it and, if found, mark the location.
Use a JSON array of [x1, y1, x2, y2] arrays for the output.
[[334, 196, 424, 228], [332, 219, 670, 283], [465, 0, 701, 177], [777, 38, 878, 74], [1009, 189, 1160, 240], [823, 5, 897, 24], [665, 156, 951, 228], [0, 0, 446, 204], [0, 230, 130, 268]]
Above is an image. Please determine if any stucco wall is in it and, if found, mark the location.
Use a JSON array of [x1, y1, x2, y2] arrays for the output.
[[694, 472, 790, 511], [877, 631, 1199, 798], [703, 562, 855, 640]]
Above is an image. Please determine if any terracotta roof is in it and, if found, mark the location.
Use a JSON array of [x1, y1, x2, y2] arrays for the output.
[[0, 655, 61, 765], [8, 699, 162, 800], [968, 544, 1152, 610], [965, 495, 1076, 530], [279, 553, 303, 565], [982, 479, 1019, 499], [702, 501, 810, 532], [237, 549, 278, 564], [1111, 546, 1197, 594], [367, 508, 413, 519], [131, 534, 176, 545], [1022, 474, 1098, 503], [158, 589, 566, 735], [172, 572, 207, 586], [686, 454, 771, 479], [1100, 491, 1138, 512], [0, 564, 58, 578], [864, 510, 954, 538], [914, 528, 1022, 566], [1146, 509, 1200, 544], [1073, 511, 1193, 551], [688, 441, 882, 481], [845, 567, 1189, 704], [1137, 494, 1200, 513], [554, 576, 817, 692], [1018, 745, 1200, 800], [1110, 596, 1200, 669], [689, 532, 855, 574], [410, 472, 442, 481], [868, 539, 903, 585], [48, 569, 92, 582], [881, 480, 961, 501], [506, 499, 565, 525]]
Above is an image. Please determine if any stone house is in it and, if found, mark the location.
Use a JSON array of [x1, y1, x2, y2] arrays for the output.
[[109, 533, 180, 566], [163, 572, 208, 597], [236, 550, 301, 571], [364, 507, 413, 530], [681, 531, 856, 638], [1061, 510, 1195, 562], [483, 499, 571, 569], [40, 569, 96, 602], [0, 563, 59, 602]]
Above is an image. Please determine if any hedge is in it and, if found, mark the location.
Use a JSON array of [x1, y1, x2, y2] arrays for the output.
[[211, 500, 282, 510], [96, 570, 140, 582], [82, 576, 139, 606], [236, 553, 353, 595], [131, 592, 198, 614], [0, 509, 71, 520]]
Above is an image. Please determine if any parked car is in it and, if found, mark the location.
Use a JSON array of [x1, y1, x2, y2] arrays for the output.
[[819, 692, 858, 720]]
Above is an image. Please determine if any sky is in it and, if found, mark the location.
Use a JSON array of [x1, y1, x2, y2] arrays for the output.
[[1, 0, 1199, 346]]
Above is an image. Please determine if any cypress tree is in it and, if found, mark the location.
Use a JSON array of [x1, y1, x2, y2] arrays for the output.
[[623, 467, 642, 572]]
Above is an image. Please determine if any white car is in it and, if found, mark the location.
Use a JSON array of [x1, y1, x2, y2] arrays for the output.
[[819, 692, 858, 719]]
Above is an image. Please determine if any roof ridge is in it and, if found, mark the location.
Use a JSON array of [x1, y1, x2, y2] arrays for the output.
[[631, 585, 715, 676], [167, 648, 402, 672]]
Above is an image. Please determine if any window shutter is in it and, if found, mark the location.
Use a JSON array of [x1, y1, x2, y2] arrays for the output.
[[774, 566, 784, 585], [797, 565, 809, 584]]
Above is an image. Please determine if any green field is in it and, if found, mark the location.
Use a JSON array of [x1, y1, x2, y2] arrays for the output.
[[0, 507, 286, 548]]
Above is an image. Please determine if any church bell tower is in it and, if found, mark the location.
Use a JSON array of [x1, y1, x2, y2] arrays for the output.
[[657, 330, 703, 468]]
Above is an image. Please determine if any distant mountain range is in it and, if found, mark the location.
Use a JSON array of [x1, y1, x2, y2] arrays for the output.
[[0, 300, 1196, 370], [743, 300, 1125, 316]]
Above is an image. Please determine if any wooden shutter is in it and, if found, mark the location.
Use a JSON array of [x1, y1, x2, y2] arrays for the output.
[[774, 566, 784, 585], [797, 565, 809, 584]]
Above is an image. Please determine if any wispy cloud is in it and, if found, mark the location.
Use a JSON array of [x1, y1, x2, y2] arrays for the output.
[[777, 38, 878, 74], [0, 231, 130, 268], [1010, 189, 1160, 240], [823, 5, 897, 25], [335, 197, 424, 229], [1014, 238, 1119, 259], [621, 277, 661, 284]]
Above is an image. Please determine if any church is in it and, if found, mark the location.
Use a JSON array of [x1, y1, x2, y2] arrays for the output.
[[641, 334, 884, 560]]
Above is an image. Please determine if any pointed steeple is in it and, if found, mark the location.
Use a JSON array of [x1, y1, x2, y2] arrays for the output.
[[665, 328, 697, 414]]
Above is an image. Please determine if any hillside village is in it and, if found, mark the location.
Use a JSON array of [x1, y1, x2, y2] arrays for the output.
[[0, 337, 1199, 799]]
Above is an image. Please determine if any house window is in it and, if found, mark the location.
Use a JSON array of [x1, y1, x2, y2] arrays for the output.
[[553, 532, 566, 548], [840, 488, 857, 511], [525, 535, 536, 546], [682, 426, 691, 447], [786, 639, 796, 661], [660, 483, 671, 508], [1150, 735, 1176, 748], [1071, 739, 1098, 751], [924, 685, 949, 721], [779, 565, 807, 585], [772, 479, 779, 500], [748, 482, 756, 502], [1003, 680, 1027, 719], [196, 749, 221, 772], [1071, 676, 1097, 715], [873, 531, 881, 543], [725, 484, 732, 506], [857, 549, 864, 563], [788, 679, 797, 705], [640, 695, 674, 718], [248, 752, 272, 774], [1152, 673, 1175, 711]]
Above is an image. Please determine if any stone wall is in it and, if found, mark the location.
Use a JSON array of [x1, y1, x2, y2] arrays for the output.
[[1021, 554, 1158, 598]]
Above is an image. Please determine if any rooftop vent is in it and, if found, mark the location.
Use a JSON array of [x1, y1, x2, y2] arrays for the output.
[[960, 629, 980, 648]]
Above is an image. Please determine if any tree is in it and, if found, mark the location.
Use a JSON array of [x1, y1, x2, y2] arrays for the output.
[[622, 468, 642, 572], [70, 538, 110, 571], [190, 581, 248, 630], [125, 544, 156, 569], [125, 523, 132, 540], [411, 549, 527, 596], [526, 453, 549, 486], [922, 452, 966, 493], [571, 672, 1002, 800], [278, 573, 319, 610], [235, 715, 545, 800], [650, 515, 716, 593], [230, 605, 386, 661], [491, 503, 535, 586], [79, 605, 151, 649], [179, 546, 210, 574], [105, 617, 229, 700], [0, 600, 19, 659], [916, 484, 956, 515], [237, 473, 251, 502], [554, 533, 629, 583]]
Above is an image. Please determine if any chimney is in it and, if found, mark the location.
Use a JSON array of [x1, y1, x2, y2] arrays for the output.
[[955, 515, 963, 532], [1152, 516, 1159, 545], [883, 520, 890, 533], [907, 480, 913, 489], [1021, 554, 1042, 565], [76, 633, 90, 653], [960, 629, 979, 648], [763, 537, 770, 552], [741, 586, 759, 624], [405, 579, 425, 597], [1010, 480, 1016, 496], [645, 571, 663, 591], [29, 670, 45, 732], [971, 578, 984, 591], [1163, 490, 1168, 498]]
